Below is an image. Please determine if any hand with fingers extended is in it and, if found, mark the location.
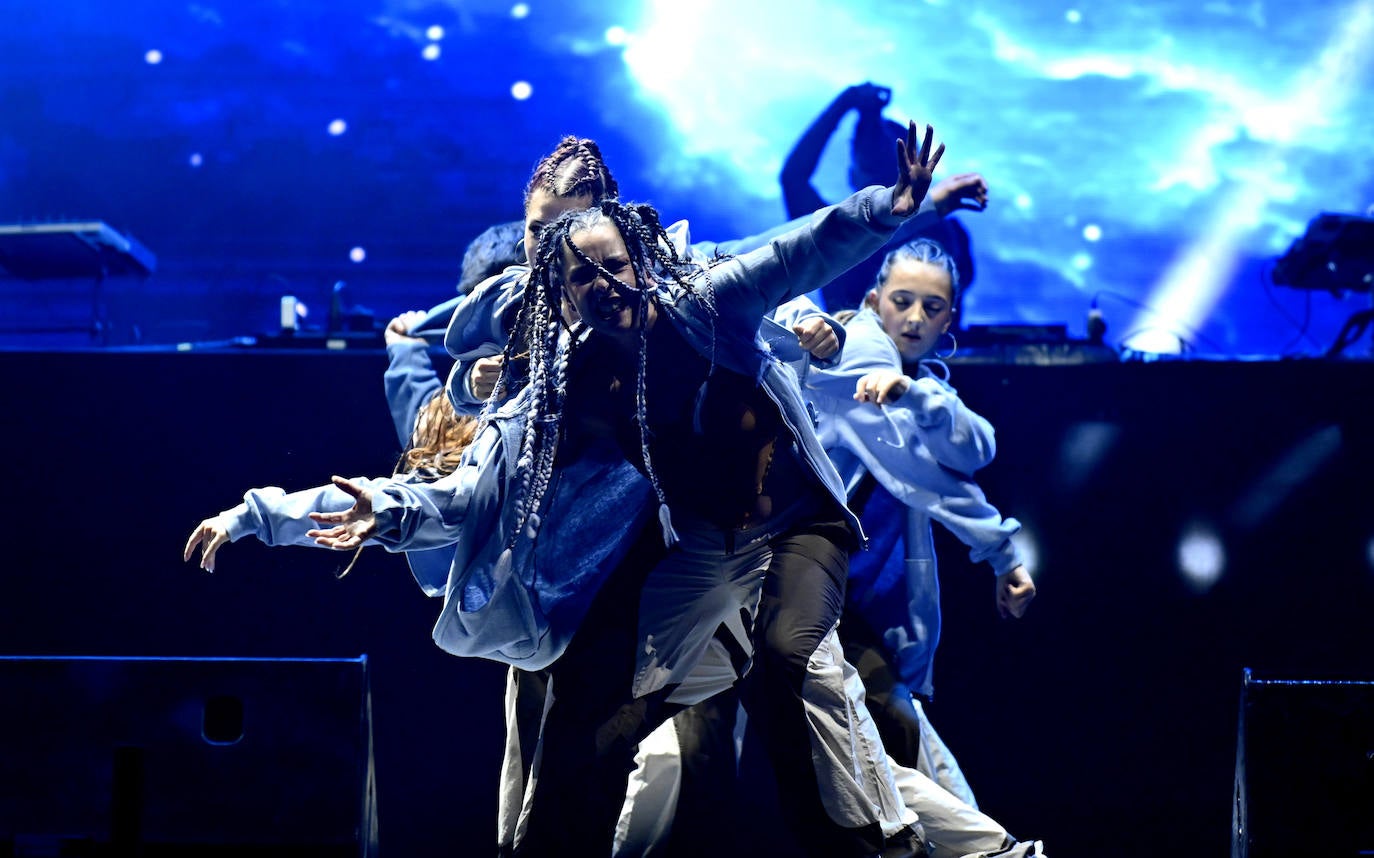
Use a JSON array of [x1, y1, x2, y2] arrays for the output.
[[854, 369, 911, 407], [930, 172, 988, 216], [891, 121, 945, 217], [305, 476, 380, 550], [996, 565, 1037, 619], [793, 316, 840, 360], [184, 516, 234, 573]]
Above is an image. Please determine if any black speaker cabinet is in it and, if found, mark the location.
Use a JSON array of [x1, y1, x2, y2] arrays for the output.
[[1232, 668, 1374, 858], [0, 656, 377, 856]]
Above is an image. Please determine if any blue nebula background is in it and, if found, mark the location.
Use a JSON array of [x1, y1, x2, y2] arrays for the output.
[[2, 0, 1373, 355]]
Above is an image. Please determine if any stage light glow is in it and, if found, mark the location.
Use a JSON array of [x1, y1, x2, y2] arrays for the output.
[[422, 43, 441, 61], [1127, 0, 1374, 351], [605, 26, 629, 46], [1122, 330, 1184, 354], [1011, 526, 1042, 581], [1056, 421, 1121, 491], [327, 119, 347, 136], [1228, 425, 1342, 530], [1178, 524, 1225, 593], [1071, 253, 1092, 271], [349, 246, 366, 263], [144, 49, 163, 65], [1065, 9, 1082, 24], [189, 153, 203, 168], [622, 0, 884, 191], [511, 81, 533, 100], [426, 25, 444, 41], [1083, 224, 1102, 242], [1014, 194, 1032, 210], [1366, 536, 1374, 572], [511, 3, 530, 19]]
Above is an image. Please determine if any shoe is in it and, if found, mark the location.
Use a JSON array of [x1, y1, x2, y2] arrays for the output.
[[879, 825, 929, 858]]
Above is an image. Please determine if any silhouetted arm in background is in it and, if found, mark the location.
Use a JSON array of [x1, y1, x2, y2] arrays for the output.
[[780, 83, 891, 218]]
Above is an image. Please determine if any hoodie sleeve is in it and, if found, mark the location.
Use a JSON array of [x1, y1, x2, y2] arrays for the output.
[[704, 185, 909, 330], [890, 372, 997, 475], [443, 268, 529, 411], [383, 340, 442, 447]]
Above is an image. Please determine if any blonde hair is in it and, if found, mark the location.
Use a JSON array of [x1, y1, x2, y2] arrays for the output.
[[402, 391, 479, 477]]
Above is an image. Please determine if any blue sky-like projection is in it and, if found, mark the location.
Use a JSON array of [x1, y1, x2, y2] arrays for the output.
[[2, 0, 1371, 354]]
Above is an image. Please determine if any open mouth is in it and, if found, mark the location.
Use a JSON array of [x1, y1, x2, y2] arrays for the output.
[[594, 292, 630, 322]]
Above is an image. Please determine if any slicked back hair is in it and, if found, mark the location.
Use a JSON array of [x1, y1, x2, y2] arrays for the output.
[[875, 237, 961, 302]]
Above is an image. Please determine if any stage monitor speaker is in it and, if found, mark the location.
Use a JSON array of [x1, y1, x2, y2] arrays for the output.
[[0, 656, 377, 857], [1232, 668, 1374, 858]]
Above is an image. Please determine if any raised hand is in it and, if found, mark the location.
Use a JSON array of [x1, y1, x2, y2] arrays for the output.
[[305, 476, 379, 550], [891, 121, 945, 217], [185, 516, 232, 573], [843, 81, 892, 113], [931, 173, 988, 216], [385, 310, 430, 346]]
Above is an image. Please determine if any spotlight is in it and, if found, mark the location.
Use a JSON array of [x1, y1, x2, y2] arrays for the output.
[[1083, 224, 1102, 242], [1177, 524, 1225, 593], [144, 49, 163, 65], [328, 119, 347, 136], [1011, 528, 1041, 580], [511, 3, 530, 19], [511, 81, 533, 100], [426, 25, 445, 41], [422, 44, 441, 61], [349, 247, 366, 263]]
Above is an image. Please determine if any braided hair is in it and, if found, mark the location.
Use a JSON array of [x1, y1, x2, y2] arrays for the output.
[[502, 199, 715, 547], [523, 136, 620, 209]]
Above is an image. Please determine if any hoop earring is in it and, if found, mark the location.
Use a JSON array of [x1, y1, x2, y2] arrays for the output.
[[935, 331, 958, 359], [515, 237, 527, 255]]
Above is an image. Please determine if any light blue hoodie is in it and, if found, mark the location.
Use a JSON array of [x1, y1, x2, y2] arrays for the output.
[[805, 306, 1023, 697]]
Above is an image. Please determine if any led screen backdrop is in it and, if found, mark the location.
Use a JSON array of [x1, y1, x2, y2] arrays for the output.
[[2, 0, 1371, 354]]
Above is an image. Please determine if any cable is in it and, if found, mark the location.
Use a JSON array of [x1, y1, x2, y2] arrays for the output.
[[1261, 259, 1322, 356]]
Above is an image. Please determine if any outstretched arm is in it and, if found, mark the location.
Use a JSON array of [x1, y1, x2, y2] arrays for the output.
[[183, 477, 397, 572], [851, 369, 996, 474], [710, 121, 945, 321]]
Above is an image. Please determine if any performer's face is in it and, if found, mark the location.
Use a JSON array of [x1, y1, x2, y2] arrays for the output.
[[525, 188, 593, 266], [560, 221, 653, 345], [866, 258, 955, 361]]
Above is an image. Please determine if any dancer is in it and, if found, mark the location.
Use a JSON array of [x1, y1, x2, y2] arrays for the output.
[[805, 238, 1041, 855]]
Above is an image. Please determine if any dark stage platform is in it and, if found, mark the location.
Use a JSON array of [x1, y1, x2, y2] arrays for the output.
[[3, 349, 1372, 857]]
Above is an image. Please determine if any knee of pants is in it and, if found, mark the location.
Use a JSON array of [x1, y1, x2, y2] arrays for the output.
[[754, 613, 830, 686]]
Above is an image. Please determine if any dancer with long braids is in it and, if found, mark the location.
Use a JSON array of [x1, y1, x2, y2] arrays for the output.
[[436, 120, 946, 856], [186, 122, 946, 856]]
